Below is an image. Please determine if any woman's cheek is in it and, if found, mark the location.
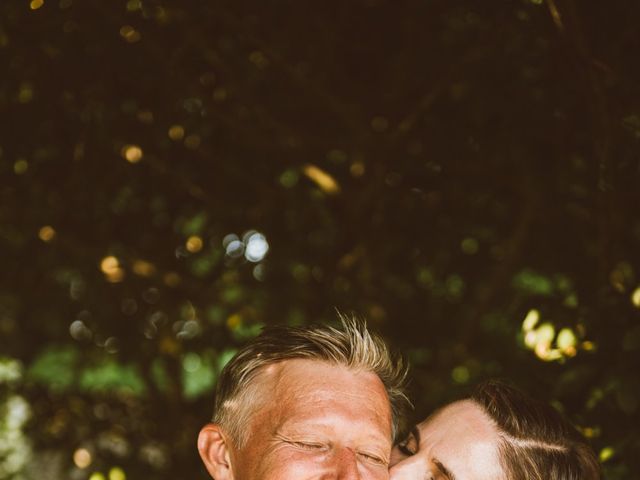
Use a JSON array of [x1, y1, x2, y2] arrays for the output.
[[389, 455, 430, 480]]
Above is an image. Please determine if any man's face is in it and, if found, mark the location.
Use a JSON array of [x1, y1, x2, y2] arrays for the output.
[[223, 359, 393, 480], [389, 400, 503, 480]]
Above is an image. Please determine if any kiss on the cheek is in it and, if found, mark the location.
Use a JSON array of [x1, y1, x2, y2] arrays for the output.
[[198, 318, 600, 480]]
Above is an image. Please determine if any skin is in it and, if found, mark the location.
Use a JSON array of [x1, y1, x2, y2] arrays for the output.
[[199, 358, 393, 480], [389, 400, 504, 480]]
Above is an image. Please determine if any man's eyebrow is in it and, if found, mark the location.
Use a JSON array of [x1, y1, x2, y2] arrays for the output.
[[433, 458, 457, 480]]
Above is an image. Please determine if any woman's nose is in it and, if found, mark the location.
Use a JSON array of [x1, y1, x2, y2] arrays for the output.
[[390, 445, 410, 467]]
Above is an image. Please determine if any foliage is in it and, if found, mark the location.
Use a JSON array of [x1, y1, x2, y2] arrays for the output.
[[0, 359, 31, 480], [1, 0, 639, 478]]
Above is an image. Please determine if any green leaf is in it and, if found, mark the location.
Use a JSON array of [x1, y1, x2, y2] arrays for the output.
[[27, 346, 79, 392], [180, 212, 208, 236], [79, 359, 146, 395], [512, 269, 554, 296], [181, 351, 216, 400]]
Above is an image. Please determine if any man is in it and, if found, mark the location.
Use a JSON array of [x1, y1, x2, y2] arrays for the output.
[[198, 317, 408, 479], [389, 380, 601, 480]]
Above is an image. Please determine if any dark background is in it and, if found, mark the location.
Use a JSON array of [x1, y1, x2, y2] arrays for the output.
[[1, 0, 639, 478]]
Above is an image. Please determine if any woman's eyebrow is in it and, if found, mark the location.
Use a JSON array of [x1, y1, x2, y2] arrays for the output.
[[433, 458, 457, 480]]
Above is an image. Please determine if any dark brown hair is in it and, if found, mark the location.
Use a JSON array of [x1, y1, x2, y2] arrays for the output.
[[471, 380, 601, 480]]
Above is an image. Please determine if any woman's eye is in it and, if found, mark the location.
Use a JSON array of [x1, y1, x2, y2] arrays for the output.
[[396, 431, 418, 456]]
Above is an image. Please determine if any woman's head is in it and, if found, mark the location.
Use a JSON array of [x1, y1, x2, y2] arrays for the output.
[[470, 380, 600, 480], [390, 380, 600, 480], [389, 398, 503, 480]]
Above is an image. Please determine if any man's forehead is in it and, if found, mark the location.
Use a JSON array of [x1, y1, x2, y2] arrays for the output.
[[252, 359, 392, 422], [265, 359, 386, 396]]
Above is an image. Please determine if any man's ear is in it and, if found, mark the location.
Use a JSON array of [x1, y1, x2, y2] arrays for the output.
[[198, 423, 235, 480]]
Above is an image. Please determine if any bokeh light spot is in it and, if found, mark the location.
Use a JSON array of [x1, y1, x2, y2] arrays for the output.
[[609, 261, 633, 292], [451, 365, 470, 384], [168, 125, 185, 141], [581, 426, 599, 439], [244, 232, 269, 262], [132, 259, 156, 277], [119, 25, 141, 43], [184, 134, 201, 150], [101, 256, 119, 274], [224, 234, 244, 258], [70, 320, 92, 341], [186, 235, 203, 253], [38, 225, 56, 242], [557, 328, 577, 352], [631, 287, 640, 308], [109, 467, 126, 480], [126, 0, 142, 11], [303, 164, 340, 194], [253, 263, 265, 281], [371, 116, 390, 132], [599, 446, 614, 462], [226, 313, 242, 330], [30, 0, 44, 10], [212, 87, 227, 102], [14, 159, 29, 175], [163, 272, 181, 287], [534, 342, 561, 361], [522, 309, 540, 331], [182, 353, 201, 373], [536, 323, 555, 344], [100, 256, 125, 283], [461, 237, 479, 255], [524, 330, 537, 349], [18, 83, 34, 103], [121, 145, 143, 163], [279, 169, 299, 188], [248, 50, 269, 69], [136, 110, 154, 124], [326, 149, 348, 163], [350, 160, 365, 177], [73, 448, 92, 468]]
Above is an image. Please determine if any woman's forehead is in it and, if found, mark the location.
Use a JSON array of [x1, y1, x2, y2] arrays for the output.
[[416, 400, 504, 480], [419, 400, 490, 433]]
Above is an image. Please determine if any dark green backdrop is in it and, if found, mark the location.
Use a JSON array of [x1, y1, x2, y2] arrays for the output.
[[1, 0, 639, 478]]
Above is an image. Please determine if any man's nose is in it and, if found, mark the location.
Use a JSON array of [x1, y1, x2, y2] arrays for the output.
[[326, 447, 361, 480]]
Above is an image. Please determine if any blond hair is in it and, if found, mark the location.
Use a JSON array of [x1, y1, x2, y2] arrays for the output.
[[212, 315, 409, 447]]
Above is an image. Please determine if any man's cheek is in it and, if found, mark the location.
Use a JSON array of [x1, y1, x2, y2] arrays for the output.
[[256, 448, 328, 479]]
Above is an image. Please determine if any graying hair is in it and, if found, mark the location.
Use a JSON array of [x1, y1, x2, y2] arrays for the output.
[[212, 315, 409, 447]]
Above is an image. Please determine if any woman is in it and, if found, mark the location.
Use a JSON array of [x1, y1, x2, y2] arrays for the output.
[[389, 380, 601, 480]]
